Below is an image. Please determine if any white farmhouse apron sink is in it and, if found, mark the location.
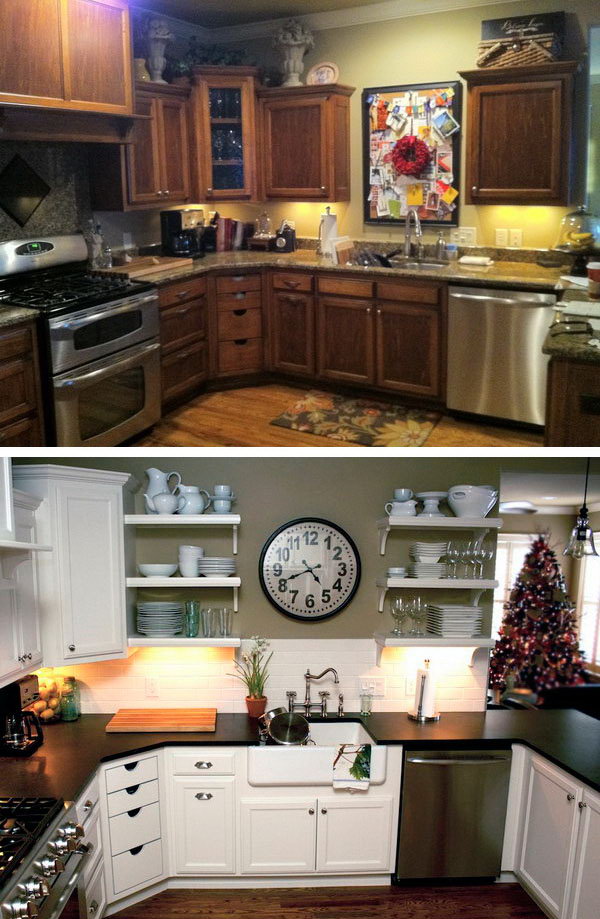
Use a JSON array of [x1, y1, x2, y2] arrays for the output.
[[248, 720, 387, 786]]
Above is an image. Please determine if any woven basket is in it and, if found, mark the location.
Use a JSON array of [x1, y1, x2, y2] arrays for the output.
[[477, 33, 561, 68]]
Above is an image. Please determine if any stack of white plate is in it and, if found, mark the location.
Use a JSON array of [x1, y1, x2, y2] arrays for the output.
[[408, 562, 448, 578], [197, 557, 237, 577], [137, 602, 184, 637], [426, 604, 482, 637], [410, 541, 448, 563]]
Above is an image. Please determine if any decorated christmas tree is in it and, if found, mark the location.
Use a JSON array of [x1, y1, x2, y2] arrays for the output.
[[489, 534, 587, 696]]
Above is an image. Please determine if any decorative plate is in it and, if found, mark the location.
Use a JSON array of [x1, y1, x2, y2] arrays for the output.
[[306, 62, 339, 85]]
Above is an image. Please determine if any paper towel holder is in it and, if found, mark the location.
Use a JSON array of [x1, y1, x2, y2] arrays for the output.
[[408, 661, 440, 723]]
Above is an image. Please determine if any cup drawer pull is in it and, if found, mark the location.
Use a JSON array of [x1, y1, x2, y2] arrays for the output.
[[234, 339, 248, 346], [129, 845, 144, 856], [125, 785, 140, 795], [195, 761, 212, 769], [127, 808, 141, 818], [124, 762, 138, 772], [234, 292, 247, 299], [233, 309, 247, 316], [232, 276, 246, 282], [195, 793, 213, 801]]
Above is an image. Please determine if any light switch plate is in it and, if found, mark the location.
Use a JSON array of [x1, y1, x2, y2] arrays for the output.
[[359, 676, 386, 698], [495, 228, 508, 246], [405, 675, 416, 697], [450, 226, 477, 246], [509, 228, 523, 247], [145, 677, 159, 697]]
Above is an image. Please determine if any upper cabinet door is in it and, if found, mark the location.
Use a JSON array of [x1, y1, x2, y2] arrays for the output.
[[0, 1, 65, 105], [263, 96, 329, 198], [157, 96, 191, 203], [127, 94, 163, 206]]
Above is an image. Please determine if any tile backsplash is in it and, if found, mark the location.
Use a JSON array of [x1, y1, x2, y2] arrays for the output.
[[43, 639, 488, 714]]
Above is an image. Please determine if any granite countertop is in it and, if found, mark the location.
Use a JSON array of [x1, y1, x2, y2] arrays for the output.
[[1, 710, 599, 802], [0, 306, 38, 329], [140, 249, 568, 292], [543, 287, 600, 364]]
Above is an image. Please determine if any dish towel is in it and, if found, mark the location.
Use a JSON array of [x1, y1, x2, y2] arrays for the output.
[[333, 743, 371, 791]]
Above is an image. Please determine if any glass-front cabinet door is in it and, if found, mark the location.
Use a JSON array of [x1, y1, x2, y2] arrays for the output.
[[192, 67, 258, 201]]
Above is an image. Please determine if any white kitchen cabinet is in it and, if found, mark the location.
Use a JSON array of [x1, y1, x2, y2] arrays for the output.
[[568, 786, 600, 919], [315, 795, 394, 873], [0, 491, 44, 688], [240, 797, 317, 874], [517, 754, 582, 918], [80, 858, 107, 919], [172, 777, 235, 874], [12, 465, 134, 666]]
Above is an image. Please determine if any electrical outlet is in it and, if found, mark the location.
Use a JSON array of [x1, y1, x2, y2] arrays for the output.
[[405, 675, 416, 697], [509, 228, 523, 247], [359, 677, 386, 698], [145, 677, 159, 697], [495, 228, 508, 246], [450, 227, 477, 246]]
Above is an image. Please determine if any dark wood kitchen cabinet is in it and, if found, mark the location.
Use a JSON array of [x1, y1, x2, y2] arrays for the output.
[[317, 296, 375, 386], [0, 0, 133, 114], [212, 273, 265, 378], [0, 322, 45, 446], [90, 83, 191, 210], [545, 358, 600, 446], [259, 84, 354, 201], [159, 276, 208, 407], [461, 62, 577, 206], [269, 273, 315, 376]]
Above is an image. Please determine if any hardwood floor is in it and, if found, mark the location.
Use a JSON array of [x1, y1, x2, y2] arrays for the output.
[[112, 884, 546, 919], [136, 384, 544, 447]]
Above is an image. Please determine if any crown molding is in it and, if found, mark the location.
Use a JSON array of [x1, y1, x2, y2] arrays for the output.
[[132, 4, 212, 42], [207, 0, 524, 43]]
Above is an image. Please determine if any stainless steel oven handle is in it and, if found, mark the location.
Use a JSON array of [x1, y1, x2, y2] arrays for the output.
[[54, 342, 160, 389], [51, 294, 158, 331]]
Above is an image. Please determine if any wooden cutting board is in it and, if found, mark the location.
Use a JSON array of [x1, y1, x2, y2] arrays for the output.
[[105, 708, 217, 733], [95, 256, 193, 279]]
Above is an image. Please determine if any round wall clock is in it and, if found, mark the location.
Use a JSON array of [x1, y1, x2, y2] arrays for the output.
[[259, 518, 361, 621]]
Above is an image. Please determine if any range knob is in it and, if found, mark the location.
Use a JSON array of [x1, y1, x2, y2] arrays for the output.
[[33, 856, 64, 878], [17, 878, 50, 900], [57, 822, 84, 841], [2, 899, 38, 918], [47, 837, 75, 856]]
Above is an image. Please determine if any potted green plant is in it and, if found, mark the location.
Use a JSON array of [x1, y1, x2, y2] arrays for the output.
[[230, 636, 272, 718], [171, 59, 191, 86]]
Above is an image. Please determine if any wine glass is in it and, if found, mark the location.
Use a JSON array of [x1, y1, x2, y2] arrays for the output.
[[390, 596, 408, 636], [446, 541, 460, 578], [411, 597, 427, 637], [474, 544, 493, 579]]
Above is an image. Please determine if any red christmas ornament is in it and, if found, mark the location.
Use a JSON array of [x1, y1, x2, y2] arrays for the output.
[[391, 135, 431, 178]]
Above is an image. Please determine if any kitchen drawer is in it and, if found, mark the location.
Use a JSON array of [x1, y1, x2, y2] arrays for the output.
[[107, 778, 159, 818], [76, 775, 100, 826], [0, 413, 44, 447], [272, 272, 313, 292], [216, 290, 262, 311], [160, 297, 206, 352], [159, 276, 207, 308], [109, 802, 161, 856], [172, 750, 236, 775], [111, 838, 163, 895], [377, 280, 441, 305], [218, 307, 262, 342], [82, 813, 103, 884], [0, 324, 35, 362], [105, 756, 158, 794], [216, 274, 261, 294], [82, 859, 106, 919], [161, 338, 207, 404], [317, 276, 374, 298], [218, 337, 263, 375]]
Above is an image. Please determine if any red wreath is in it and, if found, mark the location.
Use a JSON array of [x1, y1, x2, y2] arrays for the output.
[[391, 135, 431, 177]]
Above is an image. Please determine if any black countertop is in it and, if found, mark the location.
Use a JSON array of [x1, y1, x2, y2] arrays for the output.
[[1, 710, 599, 801]]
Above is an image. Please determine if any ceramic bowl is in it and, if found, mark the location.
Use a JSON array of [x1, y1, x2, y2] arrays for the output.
[[138, 564, 178, 577], [448, 485, 498, 518]]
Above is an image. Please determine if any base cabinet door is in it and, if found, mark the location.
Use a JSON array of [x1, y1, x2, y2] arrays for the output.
[[173, 778, 235, 874], [240, 798, 317, 874], [568, 787, 600, 919], [375, 301, 442, 398], [517, 755, 581, 918], [316, 796, 394, 873], [270, 291, 315, 376], [316, 297, 374, 385]]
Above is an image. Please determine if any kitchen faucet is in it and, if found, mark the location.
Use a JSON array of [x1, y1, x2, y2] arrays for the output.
[[287, 668, 340, 717], [404, 208, 424, 259]]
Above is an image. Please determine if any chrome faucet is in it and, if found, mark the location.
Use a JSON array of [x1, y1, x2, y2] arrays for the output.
[[288, 668, 339, 717], [404, 208, 424, 259]]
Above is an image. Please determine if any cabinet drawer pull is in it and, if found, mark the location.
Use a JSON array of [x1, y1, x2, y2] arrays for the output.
[[567, 793, 575, 801], [176, 290, 191, 299], [68, 644, 76, 652], [125, 784, 140, 795], [233, 339, 248, 346], [127, 808, 141, 818], [284, 279, 300, 288], [233, 309, 247, 316], [124, 762, 139, 772], [234, 292, 247, 299], [308, 808, 315, 815], [321, 808, 327, 814], [232, 276, 246, 282], [89, 901, 99, 915], [83, 800, 95, 813], [176, 306, 191, 315], [195, 761, 213, 770], [195, 793, 213, 801], [129, 845, 143, 855]]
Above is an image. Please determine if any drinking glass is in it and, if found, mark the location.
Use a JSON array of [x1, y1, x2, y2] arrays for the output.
[[413, 598, 428, 637], [201, 608, 215, 638], [185, 601, 200, 638], [474, 545, 493, 579], [390, 596, 409, 636], [218, 607, 233, 637], [360, 693, 373, 716], [446, 542, 460, 578]]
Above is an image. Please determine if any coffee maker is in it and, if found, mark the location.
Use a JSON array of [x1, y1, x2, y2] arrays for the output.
[[0, 674, 44, 757], [161, 208, 206, 258]]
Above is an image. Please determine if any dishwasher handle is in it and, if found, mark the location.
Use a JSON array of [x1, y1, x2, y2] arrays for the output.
[[449, 291, 556, 307], [406, 755, 510, 765]]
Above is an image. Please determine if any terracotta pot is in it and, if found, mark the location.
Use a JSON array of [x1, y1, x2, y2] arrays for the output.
[[246, 696, 267, 718]]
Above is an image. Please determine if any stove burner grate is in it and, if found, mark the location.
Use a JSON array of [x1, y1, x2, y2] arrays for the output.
[[0, 797, 63, 883]]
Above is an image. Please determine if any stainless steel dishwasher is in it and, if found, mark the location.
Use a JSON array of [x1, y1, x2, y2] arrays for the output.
[[447, 286, 557, 426], [396, 749, 512, 879]]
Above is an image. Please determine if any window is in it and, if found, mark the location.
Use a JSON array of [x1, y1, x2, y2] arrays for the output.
[[576, 534, 600, 673], [492, 534, 532, 638]]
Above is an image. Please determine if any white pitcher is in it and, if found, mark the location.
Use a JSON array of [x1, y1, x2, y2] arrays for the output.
[[144, 492, 185, 515], [144, 467, 181, 514], [175, 484, 212, 515]]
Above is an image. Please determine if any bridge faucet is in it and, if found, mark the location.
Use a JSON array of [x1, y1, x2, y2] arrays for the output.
[[404, 208, 424, 259], [288, 668, 340, 717]]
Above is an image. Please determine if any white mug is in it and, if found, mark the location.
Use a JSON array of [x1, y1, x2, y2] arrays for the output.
[[213, 484, 232, 496], [394, 488, 413, 501], [385, 500, 416, 516], [213, 498, 232, 513]]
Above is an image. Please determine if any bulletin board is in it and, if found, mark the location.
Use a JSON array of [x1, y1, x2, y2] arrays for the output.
[[362, 81, 462, 226]]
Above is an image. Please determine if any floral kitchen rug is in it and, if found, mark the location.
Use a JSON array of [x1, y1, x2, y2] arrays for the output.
[[270, 390, 441, 446]]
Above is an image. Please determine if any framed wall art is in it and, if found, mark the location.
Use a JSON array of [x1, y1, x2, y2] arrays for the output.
[[362, 81, 462, 226]]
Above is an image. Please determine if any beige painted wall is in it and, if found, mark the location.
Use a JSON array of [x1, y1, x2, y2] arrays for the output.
[[207, 0, 592, 248]]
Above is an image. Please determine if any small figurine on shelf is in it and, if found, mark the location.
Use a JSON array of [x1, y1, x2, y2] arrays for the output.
[[273, 19, 315, 87]]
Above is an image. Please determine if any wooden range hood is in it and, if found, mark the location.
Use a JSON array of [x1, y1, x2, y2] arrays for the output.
[[0, 103, 147, 145]]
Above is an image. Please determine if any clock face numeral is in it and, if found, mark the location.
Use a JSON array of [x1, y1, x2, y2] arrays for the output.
[[259, 518, 361, 621]]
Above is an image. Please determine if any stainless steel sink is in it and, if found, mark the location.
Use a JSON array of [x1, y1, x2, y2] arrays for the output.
[[389, 258, 448, 270]]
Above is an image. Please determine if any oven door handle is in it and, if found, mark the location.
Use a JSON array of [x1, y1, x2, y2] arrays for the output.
[[51, 294, 158, 332], [54, 341, 160, 389]]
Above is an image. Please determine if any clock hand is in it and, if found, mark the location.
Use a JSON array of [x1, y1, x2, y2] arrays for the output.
[[302, 560, 322, 584]]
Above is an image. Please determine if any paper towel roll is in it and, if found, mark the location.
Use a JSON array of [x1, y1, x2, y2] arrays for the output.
[[411, 661, 437, 718], [458, 255, 494, 266]]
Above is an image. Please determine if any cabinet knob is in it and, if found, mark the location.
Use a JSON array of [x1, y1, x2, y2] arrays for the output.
[[157, 190, 163, 196], [320, 186, 326, 192], [366, 307, 371, 313], [195, 793, 213, 801], [195, 761, 213, 770], [376, 308, 381, 315], [26, 653, 32, 660], [164, 190, 170, 196], [308, 808, 315, 815], [578, 801, 587, 809], [321, 808, 327, 814], [68, 644, 75, 652], [89, 901, 99, 916], [471, 186, 478, 193], [207, 187, 213, 193], [567, 793, 575, 802]]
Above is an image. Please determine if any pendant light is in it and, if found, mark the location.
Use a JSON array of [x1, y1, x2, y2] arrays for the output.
[[563, 457, 598, 559]]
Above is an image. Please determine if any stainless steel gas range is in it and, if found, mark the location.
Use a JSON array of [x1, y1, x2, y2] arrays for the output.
[[0, 796, 90, 919], [0, 236, 161, 447]]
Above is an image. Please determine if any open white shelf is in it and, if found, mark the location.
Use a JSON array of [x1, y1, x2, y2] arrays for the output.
[[377, 516, 503, 554], [376, 577, 498, 612], [124, 514, 241, 554], [127, 576, 240, 588], [0, 540, 53, 551], [373, 631, 495, 665], [128, 636, 241, 648]]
